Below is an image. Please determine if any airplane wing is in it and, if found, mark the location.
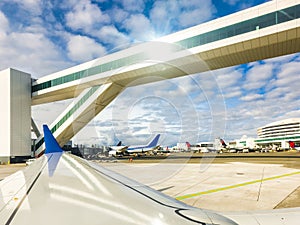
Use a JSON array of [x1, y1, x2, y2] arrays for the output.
[[117, 145, 129, 152], [0, 125, 299, 225], [0, 125, 234, 225], [110, 145, 129, 153]]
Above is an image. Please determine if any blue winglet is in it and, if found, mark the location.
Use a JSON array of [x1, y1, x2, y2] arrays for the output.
[[43, 125, 63, 154]]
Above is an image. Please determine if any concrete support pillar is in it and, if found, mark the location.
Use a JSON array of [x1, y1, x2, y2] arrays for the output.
[[0, 68, 31, 164]]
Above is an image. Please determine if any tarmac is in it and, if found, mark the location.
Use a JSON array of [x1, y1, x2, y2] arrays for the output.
[[100, 152, 300, 211], [1, 152, 300, 212], [0, 163, 26, 180]]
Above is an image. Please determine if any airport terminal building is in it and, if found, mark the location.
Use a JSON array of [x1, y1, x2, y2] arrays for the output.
[[255, 118, 300, 149], [228, 119, 300, 151]]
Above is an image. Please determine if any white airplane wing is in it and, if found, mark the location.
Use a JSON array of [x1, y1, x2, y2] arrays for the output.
[[0, 154, 237, 224], [0, 125, 235, 225], [0, 125, 299, 225]]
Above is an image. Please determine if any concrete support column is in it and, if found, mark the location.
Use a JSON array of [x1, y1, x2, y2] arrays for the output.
[[0, 68, 31, 164]]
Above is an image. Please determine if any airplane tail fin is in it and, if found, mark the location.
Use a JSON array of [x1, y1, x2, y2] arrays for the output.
[[147, 134, 160, 147], [288, 141, 295, 149], [116, 141, 122, 146], [186, 142, 191, 148], [220, 138, 227, 148], [43, 125, 63, 154]]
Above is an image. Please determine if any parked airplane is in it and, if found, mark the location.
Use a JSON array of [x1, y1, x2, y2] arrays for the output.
[[1, 125, 300, 225], [109, 134, 160, 156]]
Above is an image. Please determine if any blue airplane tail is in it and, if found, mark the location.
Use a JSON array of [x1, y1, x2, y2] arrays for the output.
[[147, 134, 160, 148], [43, 125, 63, 154]]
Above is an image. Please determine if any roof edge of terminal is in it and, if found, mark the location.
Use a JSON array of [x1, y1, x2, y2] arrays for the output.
[[257, 118, 300, 130]]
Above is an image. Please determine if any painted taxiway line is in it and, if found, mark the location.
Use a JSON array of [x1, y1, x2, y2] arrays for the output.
[[176, 170, 300, 200]]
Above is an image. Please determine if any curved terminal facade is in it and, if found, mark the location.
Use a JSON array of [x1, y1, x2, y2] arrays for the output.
[[256, 118, 300, 149], [257, 118, 300, 138]]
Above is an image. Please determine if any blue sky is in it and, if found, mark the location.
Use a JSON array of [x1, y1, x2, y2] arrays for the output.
[[1, 0, 300, 146]]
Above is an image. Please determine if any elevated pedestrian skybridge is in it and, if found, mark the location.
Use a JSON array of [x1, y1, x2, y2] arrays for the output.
[[32, 0, 300, 155], [32, 2, 300, 105]]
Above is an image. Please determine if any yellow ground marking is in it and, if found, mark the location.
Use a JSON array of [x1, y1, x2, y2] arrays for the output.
[[176, 171, 300, 200]]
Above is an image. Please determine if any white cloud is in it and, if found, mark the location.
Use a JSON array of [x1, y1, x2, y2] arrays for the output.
[[243, 63, 273, 90], [222, 54, 300, 139], [65, 0, 110, 33], [240, 93, 263, 101], [276, 61, 300, 87], [149, 1, 178, 33], [264, 53, 296, 64], [224, 86, 242, 99], [0, 11, 8, 42], [67, 35, 107, 62], [57, 0, 78, 10], [260, 60, 300, 103], [3, 0, 42, 15], [215, 68, 242, 89], [178, 0, 216, 27], [0, 31, 71, 77], [222, 0, 261, 11], [222, 0, 240, 6], [96, 74, 225, 145], [95, 25, 130, 48], [246, 64, 273, 82], [0, 10, 8, 32], [123, 14, 155, 41], [278, 110, 300, 121], [108, 7, 129, 24], [118, 0, 145, 12], [0, 5, 75, 77], [150, 0, 216, 34], [265, 87, 286, 100]]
